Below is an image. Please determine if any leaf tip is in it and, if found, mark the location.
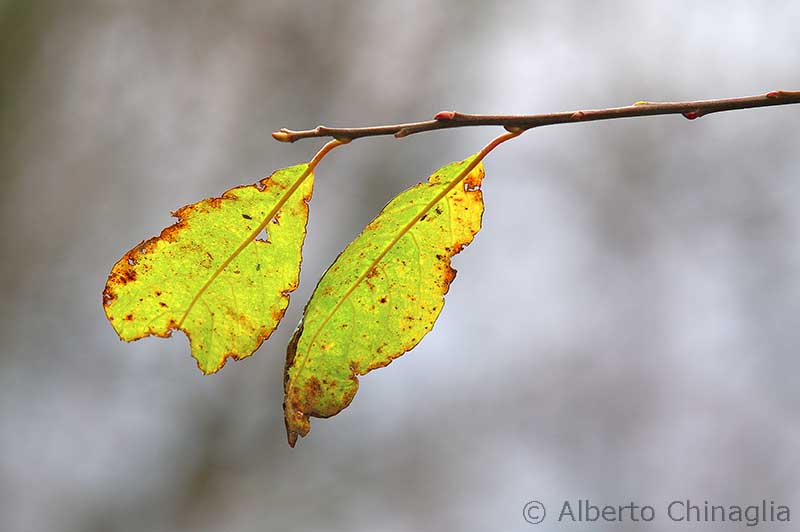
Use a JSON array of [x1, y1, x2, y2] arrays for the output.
[[284, 403, 309, 448]]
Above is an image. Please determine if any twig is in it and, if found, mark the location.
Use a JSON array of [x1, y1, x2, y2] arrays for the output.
[[272, 90, 800, 143]]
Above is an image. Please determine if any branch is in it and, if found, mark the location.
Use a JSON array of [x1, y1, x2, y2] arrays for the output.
[[273, 90, 800, 143]]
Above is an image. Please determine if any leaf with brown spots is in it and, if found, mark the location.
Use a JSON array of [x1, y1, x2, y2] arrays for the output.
[[103, 163, 316, 374], [284, 155, 487, 446]]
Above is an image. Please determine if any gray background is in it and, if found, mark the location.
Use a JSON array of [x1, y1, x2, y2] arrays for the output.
[[2, 1, 799, 531]]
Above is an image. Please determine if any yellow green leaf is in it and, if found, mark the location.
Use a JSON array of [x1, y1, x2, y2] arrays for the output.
[[284, 156, 486, 446], [103, 163, 314, 374]]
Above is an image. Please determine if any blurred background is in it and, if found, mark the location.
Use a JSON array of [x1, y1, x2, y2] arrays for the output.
[[2, 1, 799, 531]]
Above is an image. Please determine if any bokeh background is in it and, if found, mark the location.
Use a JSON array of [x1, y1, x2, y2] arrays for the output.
[[2, 2, 799, 531]]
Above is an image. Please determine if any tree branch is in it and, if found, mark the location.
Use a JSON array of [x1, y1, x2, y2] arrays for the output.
[[272, 90, 800, 143]]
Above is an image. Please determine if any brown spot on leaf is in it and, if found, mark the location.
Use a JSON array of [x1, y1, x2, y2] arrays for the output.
[[159, 224, 181, 243], [463, 167, 484, 191], [443, 265, 457, 284], [102, 290, 115, 306], [272, 307, 287, 324], [306, 376, 322, 400]]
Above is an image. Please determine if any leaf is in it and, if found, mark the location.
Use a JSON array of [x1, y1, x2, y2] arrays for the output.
[[103, 163, 314, 374], [284, 156, 486, 446]]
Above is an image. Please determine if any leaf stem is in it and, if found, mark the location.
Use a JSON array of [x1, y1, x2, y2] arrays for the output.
[[177, 139, 346, 329], [272, 90, 800, 143]]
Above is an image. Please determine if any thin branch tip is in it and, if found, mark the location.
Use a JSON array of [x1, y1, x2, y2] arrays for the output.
[[272, 131, 293, 142]]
